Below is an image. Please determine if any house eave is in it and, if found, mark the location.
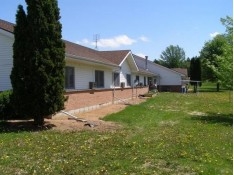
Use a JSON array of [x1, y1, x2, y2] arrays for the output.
[[120, 52, 139, 72], [65, 53, 120, 69]]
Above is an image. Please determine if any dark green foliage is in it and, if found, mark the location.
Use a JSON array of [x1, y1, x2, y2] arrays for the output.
[[10, 5, 31, 117], [0, 91, 15, 120], [190, 57, 202, 92], [11, 0, 65, 125]]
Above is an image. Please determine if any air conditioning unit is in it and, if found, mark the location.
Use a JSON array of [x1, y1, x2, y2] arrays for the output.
[[120, 82, 125, 88], [89, 82, 96, 89]]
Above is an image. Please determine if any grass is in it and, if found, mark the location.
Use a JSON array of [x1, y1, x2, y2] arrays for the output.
[[0, 86, 232, 174]]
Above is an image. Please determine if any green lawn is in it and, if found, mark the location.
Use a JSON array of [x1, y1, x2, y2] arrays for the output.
[[0, 89, 232, 174]]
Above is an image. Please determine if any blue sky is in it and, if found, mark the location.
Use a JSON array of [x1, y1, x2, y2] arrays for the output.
[[0, 0, 232, 61]]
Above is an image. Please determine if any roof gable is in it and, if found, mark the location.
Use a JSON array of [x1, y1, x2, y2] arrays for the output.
[[98, 50, 130, 65], [99, 50, 139, 72], [132, 54, 157, 76], [133, 54, 184, 76]]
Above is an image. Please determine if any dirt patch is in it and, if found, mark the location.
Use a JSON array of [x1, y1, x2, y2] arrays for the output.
[[1, 98, 147, 132], [50, 97, 147, 132]]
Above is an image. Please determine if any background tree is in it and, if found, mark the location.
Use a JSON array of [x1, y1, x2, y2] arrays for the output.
[[200, 16, 232, 91], [190, 57, 202, 92], [11, 0, 65, 125], [158, 45, 186, 68]]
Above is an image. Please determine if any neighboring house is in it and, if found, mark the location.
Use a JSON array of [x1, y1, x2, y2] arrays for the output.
[[133, 54, 186, 92]]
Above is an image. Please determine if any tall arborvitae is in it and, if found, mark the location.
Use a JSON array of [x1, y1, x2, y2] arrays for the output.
[[11, 0, 65, 125], [26, 0, 65, 125], [11, 5, 30, 118], [190, 57, 202, 92]]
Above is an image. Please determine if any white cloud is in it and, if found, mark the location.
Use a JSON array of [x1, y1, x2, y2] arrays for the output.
[[98, 35, 136, 48], [77, 35, 136, 48], [139, 36, 149, 42], [210, 32, 220, 38]]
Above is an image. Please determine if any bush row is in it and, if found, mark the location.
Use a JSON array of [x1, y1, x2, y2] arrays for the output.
[[0, 90, 15, 120]]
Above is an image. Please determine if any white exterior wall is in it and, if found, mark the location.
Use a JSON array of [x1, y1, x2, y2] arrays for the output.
[[66, 58, 114, 90], [148, 63, 182, 85], [119, 59, 131, 87], [0, 30, 14, 91]]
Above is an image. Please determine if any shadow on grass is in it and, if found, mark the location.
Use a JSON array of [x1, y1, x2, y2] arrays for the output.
[[199, 88, 227, 93], [0, 120, 56, 133], [191, 113, 233, 126]]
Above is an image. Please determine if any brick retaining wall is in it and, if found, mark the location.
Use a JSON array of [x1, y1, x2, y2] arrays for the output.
[[64, 87, 149, 113]]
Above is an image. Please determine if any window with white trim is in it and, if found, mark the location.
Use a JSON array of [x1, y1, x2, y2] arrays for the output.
[[113, 72, 120, 86], [126, 74, 131, 86], [95, 70, 104, 88], [65, 66, 75, 89]]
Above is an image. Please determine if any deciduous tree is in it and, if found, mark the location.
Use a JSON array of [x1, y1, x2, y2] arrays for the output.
[[159, 45, 186, 68], [200, 16, 232, 90]]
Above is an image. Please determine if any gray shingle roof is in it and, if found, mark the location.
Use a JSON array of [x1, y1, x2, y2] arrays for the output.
[[64, 40, 118, 66], [132, 54, 157, 76], [171, 68, 188, 76]]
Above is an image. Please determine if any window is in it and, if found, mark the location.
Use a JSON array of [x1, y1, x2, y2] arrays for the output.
[[65, 66, 75, 89], [134, 75, 139, 85], [95, 70, 104, 88], [126, 74, 131, 86], [113, 72, 120, 86], [144, 77, 146, 86], [148, 77, 152, 85]]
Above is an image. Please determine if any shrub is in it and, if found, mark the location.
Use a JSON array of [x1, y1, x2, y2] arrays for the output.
[[0, 90, 15, 120]]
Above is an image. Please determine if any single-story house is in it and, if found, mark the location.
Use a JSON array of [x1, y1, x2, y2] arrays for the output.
[[133, 54, 187, 92], [0, 19, 153, 112], [0, 18, 188, 112]]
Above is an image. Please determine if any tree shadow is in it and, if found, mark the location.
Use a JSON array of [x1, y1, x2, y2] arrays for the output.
[[0, 120, 56, 133], [191, 113, 233, 126]]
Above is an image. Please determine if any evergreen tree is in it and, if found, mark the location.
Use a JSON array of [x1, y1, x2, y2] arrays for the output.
[[11, 5, 31, 118], [11, 0, 65, 125], [190, 57, 202, 92]]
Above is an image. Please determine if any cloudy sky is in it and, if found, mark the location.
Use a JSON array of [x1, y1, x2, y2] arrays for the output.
[[0, 0, 232, 60]]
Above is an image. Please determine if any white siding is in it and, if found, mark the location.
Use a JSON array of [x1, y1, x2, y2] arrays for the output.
[[148, 63, 181, 85], [120, 58, 131, 87], [0, 31, 14, 91], [66, 59, 114, 90], [105, 69, 113, 88]]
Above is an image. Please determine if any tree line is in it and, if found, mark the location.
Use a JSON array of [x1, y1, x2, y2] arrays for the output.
[[154, 16, 233, 91]]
